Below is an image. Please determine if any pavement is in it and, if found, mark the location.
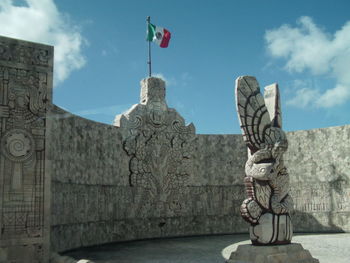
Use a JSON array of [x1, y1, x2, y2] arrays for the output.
[[65, 233, 350, 263]]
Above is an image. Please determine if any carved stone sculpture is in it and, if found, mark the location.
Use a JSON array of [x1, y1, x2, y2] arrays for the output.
[[0, 36, 53, 263], [114, 77, 195, 216], [235, 76, 293, 245]]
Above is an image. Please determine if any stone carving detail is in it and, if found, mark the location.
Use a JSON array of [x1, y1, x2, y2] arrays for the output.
[[235, 76, 293, 245], [0, 41, 49, 67], [1, 129, 35, 162], [0, 36, 52, 263], [115, 77, 195, 215]]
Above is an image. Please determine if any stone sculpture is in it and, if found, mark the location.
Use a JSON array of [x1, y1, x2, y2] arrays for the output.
[[114, 77, 195, 216], [0, 36, 53, 263], [235, 76, 293, 245]]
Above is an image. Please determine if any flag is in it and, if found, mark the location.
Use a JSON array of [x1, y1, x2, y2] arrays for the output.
[[147, 23, 171, 48]]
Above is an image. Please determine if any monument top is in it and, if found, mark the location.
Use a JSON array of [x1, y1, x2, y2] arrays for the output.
[[140, 77, 166, 105]]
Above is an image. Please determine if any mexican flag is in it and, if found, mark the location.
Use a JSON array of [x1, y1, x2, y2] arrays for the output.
[[147, 23, 171, 48]]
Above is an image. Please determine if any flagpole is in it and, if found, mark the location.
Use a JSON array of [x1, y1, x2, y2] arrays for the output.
[[147, 16, 152, 77]]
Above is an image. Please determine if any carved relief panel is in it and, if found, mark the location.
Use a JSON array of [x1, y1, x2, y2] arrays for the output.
[[115, 77, 196, 216], [0, 36, 53, 263]]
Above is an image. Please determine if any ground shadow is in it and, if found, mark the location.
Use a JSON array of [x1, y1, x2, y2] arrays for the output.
[[64, 234, 249, 263]]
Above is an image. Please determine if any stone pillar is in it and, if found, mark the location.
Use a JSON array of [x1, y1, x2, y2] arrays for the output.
[[0, 36, 53, 263]]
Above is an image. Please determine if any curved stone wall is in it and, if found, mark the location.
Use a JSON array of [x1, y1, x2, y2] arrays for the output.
[[49, 104, 350, 253], [49, 109, 249, 252], [286, 126, 350, 232], [49, 78, 250, 252]]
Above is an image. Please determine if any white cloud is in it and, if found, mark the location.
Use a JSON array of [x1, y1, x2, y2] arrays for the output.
[[285, 79, 321, 108], [0, 0, 86, 85], [152, 72, 192, 87], [74, 104, 131, 117], [153, 73, 177, 86], [265, 16, 350, 108], [316, 84, 350, 108], [287, 87, 320, 108], [180, 72, 192, 87]]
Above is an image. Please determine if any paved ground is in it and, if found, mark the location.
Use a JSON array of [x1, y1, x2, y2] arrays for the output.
[[65, 233, 350, 263]]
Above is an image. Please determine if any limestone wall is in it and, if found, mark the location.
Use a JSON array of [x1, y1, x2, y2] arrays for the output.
[[48, 77, 350, 253], [49, 109, 350, 253], [48, 115, 248, 252], [49, 80, 350, 253], [286, 126, 350, 232], [49, 105, 128, 252], [49, 78, 249, 252]]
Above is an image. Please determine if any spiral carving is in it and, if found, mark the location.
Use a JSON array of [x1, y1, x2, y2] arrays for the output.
[[1, 129, 35, 162]]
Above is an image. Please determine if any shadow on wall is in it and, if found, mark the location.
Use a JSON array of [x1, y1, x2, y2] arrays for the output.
[[292, 210, 345, 233], [290, 171, 350, 233]]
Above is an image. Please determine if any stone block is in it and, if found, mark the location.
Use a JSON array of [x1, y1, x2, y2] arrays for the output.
[[227, 243, 319, 263]]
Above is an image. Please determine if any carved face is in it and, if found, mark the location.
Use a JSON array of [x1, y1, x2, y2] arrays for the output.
[[246, 148, 278, 180], [149, 109, 164, 126], [16, 95, 26, 108], [246, 162, 276, 180], [246, 139, 288, 181]]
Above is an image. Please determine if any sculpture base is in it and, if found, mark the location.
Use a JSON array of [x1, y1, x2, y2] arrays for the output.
[[227, 243, 319, 263]]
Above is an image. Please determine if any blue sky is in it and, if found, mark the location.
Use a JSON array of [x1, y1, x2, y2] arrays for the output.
[[1, 0, 350, 134]]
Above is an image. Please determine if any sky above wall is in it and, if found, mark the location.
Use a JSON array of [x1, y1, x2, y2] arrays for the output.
[[1, 0, 350, 134]]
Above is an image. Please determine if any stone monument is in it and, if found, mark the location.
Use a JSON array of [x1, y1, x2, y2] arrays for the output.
[[0, 36, 53, 262], [114, 77, 196, 216], [227, 76, 319, 262]]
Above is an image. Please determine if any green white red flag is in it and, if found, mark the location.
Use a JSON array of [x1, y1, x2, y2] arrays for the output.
[[147, 23, 171, 48]]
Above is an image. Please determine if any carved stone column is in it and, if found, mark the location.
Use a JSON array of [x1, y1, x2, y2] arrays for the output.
[[0, 36, 53, 263]]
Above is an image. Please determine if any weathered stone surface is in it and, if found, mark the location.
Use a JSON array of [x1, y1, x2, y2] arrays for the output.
[[48, 106, 129, 252], [115, 77, 196, 206], [192, 134, 246, 186], [0, 35, 53, 262], [286, 125, 350, 232], [49, 93, 350, 254], [50, 78, 248, 252], [227, 243, 319, 263], [48, 75, 350, 253], [48, 105, 129, 186]]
